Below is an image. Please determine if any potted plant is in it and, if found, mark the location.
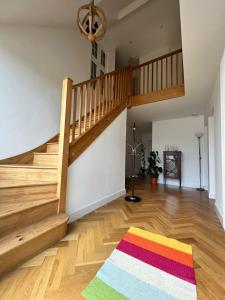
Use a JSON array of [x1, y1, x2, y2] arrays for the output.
[[147, 151, 163, 185]]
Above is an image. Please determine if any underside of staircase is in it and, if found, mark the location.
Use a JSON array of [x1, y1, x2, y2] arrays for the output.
[[0, 49, 184, 277]]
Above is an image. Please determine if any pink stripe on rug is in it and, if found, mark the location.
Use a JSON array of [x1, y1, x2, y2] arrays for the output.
[[117, 240, 196, 285]]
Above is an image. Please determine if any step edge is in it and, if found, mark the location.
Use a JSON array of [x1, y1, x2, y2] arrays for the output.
[[0, 165, 57, 169], [0, 181, 57, 189], [33, 153, 58, 156], [0, 214, 68, 255], [0, 198, 59, 218]]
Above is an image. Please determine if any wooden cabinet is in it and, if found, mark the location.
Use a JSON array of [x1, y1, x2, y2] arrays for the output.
[[163, 151, 182, 188]]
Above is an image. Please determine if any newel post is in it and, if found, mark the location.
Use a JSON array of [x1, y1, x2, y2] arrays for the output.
[[57, 78, 73, 213]]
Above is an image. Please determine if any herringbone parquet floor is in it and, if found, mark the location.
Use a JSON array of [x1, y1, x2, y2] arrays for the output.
[[0, 183, 225, 300]]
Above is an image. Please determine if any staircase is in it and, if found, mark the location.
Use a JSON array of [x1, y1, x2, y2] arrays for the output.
[[0, 144, 66, 275], [0, 49, 184, 276]]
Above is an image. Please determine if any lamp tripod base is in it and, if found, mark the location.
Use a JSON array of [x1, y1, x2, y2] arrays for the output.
[[125, 195, 141, 202], [196, 187, 205, 192]]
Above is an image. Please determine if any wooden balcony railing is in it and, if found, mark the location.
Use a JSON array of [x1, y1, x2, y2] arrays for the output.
[[70, 68, 130, 142], [132, 49, 184, 97]]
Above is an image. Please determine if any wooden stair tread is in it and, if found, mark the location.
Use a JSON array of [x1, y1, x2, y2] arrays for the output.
[[33, 153, 58, 156], [0, 198, 58, 218], [0, 180, 57, 189], [46, 143, 59, 153], [0, 165, 57, 169], [0, 214, 68, 255]]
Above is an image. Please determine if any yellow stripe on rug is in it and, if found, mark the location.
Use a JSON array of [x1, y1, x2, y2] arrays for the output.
[[128, 227, 192, 255]]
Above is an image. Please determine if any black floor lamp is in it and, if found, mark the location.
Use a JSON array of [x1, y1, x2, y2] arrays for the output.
[[125, 123, 142, 202], [195, 132, 205, 191]]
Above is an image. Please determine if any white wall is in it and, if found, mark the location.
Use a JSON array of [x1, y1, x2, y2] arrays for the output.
[[212, 76, 224, 223], [221, 50, 225, 228], [202, 125, 209, 190], [208, 116, 216, 199], [209, 50, 225, 228], [152, 115, 207, 188], [0, 25, 115, 159], [67, 109, 127, 222]]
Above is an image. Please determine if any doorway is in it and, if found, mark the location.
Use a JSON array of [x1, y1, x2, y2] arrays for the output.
[[125, 119, 152, 187]]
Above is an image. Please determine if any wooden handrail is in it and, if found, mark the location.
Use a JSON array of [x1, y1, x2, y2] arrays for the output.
[[132, 48, 184, 96], [72, 48, 183, 96], [133, 48, 182, 70], [73, 67, 129, 88]]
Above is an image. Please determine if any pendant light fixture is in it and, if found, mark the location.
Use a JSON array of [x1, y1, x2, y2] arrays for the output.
[[77, 0, 107, 42]]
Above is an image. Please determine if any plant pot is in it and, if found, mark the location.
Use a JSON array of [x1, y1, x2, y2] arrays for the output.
[[150, 177, 158, 185]]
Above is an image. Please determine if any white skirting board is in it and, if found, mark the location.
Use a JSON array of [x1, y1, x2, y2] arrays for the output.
[[68, 189, 126, 223], [209, 193, 216, 200], [214, 203, 223, 227]]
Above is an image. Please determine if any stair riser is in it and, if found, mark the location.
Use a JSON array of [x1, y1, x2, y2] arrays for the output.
[[33, 154, 58, 167], [0, 184, 57, 202], [47, 144, 59, 153], [0, 201, 58, 236], [0, 168, 57, 182], [0, 222, 67, 276]]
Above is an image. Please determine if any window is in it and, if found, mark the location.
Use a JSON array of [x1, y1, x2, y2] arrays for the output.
[[91, 61, 97, 78], [91, 43, 106, 78], [101, 50, 106, 67], [92, 41, 98, 59]]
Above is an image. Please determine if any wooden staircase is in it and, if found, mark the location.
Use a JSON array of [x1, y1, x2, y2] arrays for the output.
[[0, 143, 67, 275], [0, 49, 184, 277], [0, 69, 128, 276]]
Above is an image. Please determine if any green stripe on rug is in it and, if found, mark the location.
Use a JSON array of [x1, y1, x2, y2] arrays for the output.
[[82, 276, 128, 300]]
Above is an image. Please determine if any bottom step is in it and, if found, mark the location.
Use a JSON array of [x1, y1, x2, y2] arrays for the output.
[[0, 198, 59, 236], [0, 214, 68, 276]]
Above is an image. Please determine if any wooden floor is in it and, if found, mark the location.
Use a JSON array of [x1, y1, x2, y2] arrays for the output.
[[0, 182, 225, 300]]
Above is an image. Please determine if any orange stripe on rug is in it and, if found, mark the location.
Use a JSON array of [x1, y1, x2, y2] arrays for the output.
[[128, 227, 192, 254], [123, 232, 193, 268]]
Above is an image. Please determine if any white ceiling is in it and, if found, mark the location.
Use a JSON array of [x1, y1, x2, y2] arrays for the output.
[[109, 0, 181, 66], [0, 0, 181, 61], [0, 0, 82, 28], [0, 0, 146, 28], [128, 0, 225, 132]]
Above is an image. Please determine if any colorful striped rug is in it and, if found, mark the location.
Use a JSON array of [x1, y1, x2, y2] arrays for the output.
[[82, 227, 197, 300]]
